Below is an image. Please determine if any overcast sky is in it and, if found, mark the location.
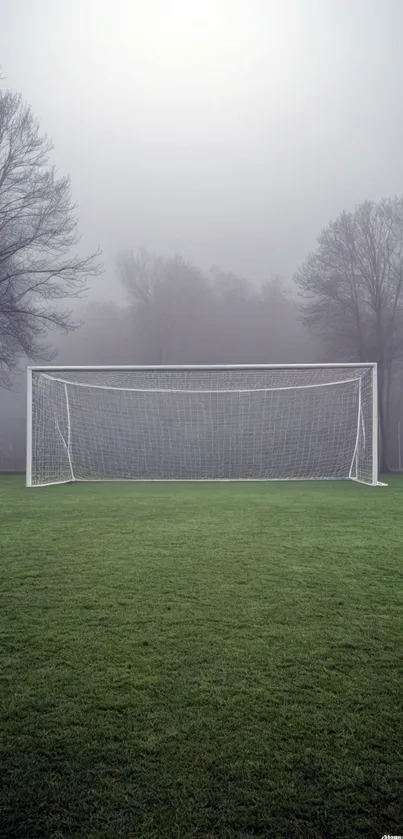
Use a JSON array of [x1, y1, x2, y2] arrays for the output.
[[2, 0, 403, 299]]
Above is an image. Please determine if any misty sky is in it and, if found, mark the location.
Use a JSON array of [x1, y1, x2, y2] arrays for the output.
[[2, 0, 403, 299]]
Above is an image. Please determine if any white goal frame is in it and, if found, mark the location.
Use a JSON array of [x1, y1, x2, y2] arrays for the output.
[[26, 363, 380, 488]]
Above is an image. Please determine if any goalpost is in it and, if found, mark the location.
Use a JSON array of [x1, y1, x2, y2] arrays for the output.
[[26, 363, 381, 487]]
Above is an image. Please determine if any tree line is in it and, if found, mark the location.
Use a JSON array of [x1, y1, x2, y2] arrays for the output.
[[1, 79, 403, 471]]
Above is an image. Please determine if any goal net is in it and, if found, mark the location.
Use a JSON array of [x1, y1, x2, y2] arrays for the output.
[[27, 365, 378, 487]]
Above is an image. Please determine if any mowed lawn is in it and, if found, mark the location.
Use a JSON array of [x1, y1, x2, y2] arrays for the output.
[[0, 476, 403, 839]]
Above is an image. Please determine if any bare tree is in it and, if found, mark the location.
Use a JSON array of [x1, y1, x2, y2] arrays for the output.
[[0, 87, 101, 384], [295, 197, 403, 469]]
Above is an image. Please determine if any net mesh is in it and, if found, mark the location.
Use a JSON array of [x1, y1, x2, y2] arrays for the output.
[[30, 366, 375, 485]]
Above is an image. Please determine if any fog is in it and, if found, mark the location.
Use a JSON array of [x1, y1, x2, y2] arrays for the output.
[[2, 0, 403, 469], [3, 0, 403, 290]]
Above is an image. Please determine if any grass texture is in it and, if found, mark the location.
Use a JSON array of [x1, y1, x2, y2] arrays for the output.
[[0, 475, 403, 838]]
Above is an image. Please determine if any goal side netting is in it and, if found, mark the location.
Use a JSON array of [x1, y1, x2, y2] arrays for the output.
[[27, 365, 378, 487]]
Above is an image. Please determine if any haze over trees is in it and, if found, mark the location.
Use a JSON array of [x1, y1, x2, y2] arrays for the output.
[[116, 249, 313, 366]]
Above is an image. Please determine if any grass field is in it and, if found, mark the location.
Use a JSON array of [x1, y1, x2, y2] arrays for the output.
[[1, 475, 403, 839]]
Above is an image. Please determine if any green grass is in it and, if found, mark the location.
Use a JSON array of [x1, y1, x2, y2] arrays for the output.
[[1, 476, 403, 839]]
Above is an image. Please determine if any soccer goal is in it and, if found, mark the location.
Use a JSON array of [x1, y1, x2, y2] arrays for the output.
[[26, 364, 381, 487]]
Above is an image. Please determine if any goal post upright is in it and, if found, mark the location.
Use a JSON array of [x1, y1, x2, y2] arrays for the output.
[[26, 366, 33, 488], [371, 362, 379, 486]]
